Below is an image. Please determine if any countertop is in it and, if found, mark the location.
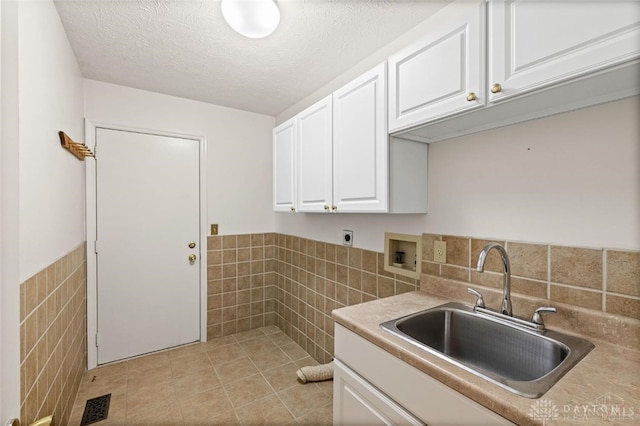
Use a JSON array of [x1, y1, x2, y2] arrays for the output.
[[332, 285, 640, 425]]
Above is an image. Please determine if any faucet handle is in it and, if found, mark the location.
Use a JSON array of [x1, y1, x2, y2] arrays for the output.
[[531, 307, 557, 326], [467, 288, 486, 310]]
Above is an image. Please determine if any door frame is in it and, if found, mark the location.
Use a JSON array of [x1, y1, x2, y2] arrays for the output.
[[84, 119, 208, 369]]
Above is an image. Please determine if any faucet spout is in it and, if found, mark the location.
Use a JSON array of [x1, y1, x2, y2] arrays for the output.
[[476, 243, 512, 316]]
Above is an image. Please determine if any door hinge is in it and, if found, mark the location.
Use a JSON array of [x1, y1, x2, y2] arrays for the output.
[[95, 332, 100, 347], [94, 240, 98, 254]]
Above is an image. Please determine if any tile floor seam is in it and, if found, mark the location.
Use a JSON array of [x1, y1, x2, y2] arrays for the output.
[[210, 369, 242, 423], [274, 385, 303, 422], [214, 348, 263, 425], [125, 356, 178, 420], [210, 380, 242, 426], [249, 353, 299, 422], [234, 392, 295, 425], [225, 333, 305, 423]]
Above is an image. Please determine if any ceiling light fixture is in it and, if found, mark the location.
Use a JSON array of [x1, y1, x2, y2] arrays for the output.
[[221, 0, 281, 39]]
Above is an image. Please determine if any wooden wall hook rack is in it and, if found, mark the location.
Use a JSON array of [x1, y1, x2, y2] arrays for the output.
[[59, 131, 94, 160]]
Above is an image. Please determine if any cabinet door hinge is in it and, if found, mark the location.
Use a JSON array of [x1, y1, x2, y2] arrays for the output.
[[94, 240, 98, 254], [95, 332, 100, 347]]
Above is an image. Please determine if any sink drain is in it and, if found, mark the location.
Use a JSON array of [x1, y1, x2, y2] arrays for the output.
[[80, 393, 111, 425]]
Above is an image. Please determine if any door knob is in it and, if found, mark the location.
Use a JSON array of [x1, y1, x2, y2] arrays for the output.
[[188, 254, 197, 262], [188, 242, 196, 248]]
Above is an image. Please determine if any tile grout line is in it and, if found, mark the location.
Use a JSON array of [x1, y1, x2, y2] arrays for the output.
[[257, 344, 329, 423], [228, 328, 299, 424], [602, 249, 607, 312], [547, 244, 551, 300], [249, 343, 298, 423]]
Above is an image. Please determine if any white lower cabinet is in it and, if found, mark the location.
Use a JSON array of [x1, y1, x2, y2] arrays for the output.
[[334, 359, 424, 426], [333, 324, 514, 425]]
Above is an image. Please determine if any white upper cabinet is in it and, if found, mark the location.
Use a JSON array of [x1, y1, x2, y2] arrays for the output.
[[273, 117, 297, 212], [388, 1, 485, 133], [297, 64, 391, 214], [274, 63, 428, 214], [296, 95, 333, 213], [488, 0, 640, 102], [393, 0, 639, 143], [333, 62, 388, 212]]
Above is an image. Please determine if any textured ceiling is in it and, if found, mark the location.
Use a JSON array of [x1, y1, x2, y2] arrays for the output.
[[53, 0, 449, 116]]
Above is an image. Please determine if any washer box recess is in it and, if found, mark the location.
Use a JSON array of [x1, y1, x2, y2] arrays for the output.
[[384, 232, 422, 279]]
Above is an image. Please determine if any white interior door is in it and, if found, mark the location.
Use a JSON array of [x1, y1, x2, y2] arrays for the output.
[[95, 128, 200, 365]]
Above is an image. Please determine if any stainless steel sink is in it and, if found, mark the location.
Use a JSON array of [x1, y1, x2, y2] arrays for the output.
[[380, 302, 594, 398]]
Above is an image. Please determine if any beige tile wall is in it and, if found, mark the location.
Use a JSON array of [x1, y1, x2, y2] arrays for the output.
[[421, 234, 640, 320], [209, 232, 638, 365], [206, 233, 277, 339], [272, 234, 419, 364], [15, 233, 635, 423], [19, 244, 87, 426]]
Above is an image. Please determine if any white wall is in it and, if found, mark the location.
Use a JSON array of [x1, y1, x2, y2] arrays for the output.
[[1, 0, 85, 422], [275, 96, 640, 252], [0, 1, 20, 422], [425, 96, 639, 249], [18, 0, 86, 281], [83, 80, 275, 236]]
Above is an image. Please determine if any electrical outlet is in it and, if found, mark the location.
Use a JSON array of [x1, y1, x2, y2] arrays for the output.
[[434, 241, 447, 263], [210, 224, 219, 235], [343, 230, 353, 247]]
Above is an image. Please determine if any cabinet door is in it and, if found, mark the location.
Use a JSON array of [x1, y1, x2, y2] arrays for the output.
[[489, 0, 640, 102], [333, 62, 388, 213], [296, 95, 333, 212], [334, 359, 424, 426], [388, 1, 485, 133], [273, 118, 296, 212]]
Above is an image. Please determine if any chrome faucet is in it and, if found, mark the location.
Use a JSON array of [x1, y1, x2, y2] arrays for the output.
[[476, 243, 513, 316]]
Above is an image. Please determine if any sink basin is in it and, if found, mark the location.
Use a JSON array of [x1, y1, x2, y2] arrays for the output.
[[380, 302, 594, 398]]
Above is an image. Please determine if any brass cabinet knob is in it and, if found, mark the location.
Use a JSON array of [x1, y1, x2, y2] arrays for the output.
[[491, 83, 502, 94], [188, 254, 197, 262], [331, 205, 337, 211], [324, 205, 330, 211], [188, 242, 196, 249], [466, 92, 477, 102], [290, 206, 295, 212]]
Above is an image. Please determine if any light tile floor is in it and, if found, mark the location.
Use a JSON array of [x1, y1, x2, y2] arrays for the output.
[[69, 326, 333, 425]]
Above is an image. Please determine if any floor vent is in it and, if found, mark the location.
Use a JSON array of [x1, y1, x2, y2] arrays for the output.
[[80, 393, 111, 425]]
